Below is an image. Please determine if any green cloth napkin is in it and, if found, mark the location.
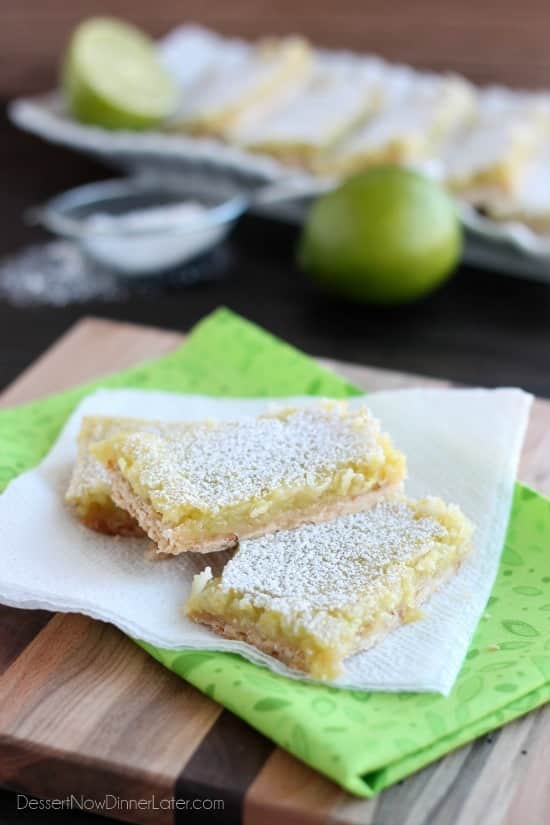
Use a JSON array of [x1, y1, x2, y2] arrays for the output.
[[1, 307, 549, 797]]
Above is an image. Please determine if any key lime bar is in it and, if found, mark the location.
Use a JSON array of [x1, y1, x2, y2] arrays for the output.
[[316, 73, 475, 175], [186, 497, 474, 680], [226, 60, 382, 168], [174, 36, 313, 135], [445, 92, 549, 195], [472, 149, 550, 232], [92, 402, 406, 555], [66, 415, 193, 535]]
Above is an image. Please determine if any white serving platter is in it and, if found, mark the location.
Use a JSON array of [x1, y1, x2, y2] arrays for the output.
[[10, 25, 550, 283]]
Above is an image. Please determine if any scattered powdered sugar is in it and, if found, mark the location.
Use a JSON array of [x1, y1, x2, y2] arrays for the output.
[[0, 240, 231, 307], [117, 404, 384, 512], [0, 241, 126, 306], [67, 416, 195, 504], [220, 501, 447, 615]]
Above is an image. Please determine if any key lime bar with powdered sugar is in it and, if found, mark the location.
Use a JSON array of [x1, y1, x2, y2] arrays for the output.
[[186, 497, 474, 679], [91, 401, 406, 555], [66, 415, 199, 535], [316, 72, 475, 175], [225, 59, 383, 167], [173, 35, 313, 134]]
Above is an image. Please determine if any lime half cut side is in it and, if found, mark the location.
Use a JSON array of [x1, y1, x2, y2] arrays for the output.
[[62, 17, 178, 130]]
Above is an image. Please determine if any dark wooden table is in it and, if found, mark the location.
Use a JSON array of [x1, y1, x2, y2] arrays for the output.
[[1, 108, 550, 399]]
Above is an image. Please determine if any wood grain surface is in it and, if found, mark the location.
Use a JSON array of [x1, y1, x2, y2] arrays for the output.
[[3, 0, 550, 98], [0, 316, 548, 825]]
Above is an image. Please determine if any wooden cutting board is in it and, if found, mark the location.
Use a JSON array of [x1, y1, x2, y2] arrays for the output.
[[0, 317, 549, 825]]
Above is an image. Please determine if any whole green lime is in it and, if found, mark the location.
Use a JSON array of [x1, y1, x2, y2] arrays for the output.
[[62, 18, 177, 130], [299, 167, 462, 305]]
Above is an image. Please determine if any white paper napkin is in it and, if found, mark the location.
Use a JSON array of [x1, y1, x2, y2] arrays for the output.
[[0, 387, 531, 695]]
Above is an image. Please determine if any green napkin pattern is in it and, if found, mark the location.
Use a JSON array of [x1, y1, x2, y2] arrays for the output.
[[0, 307, 549, 797]]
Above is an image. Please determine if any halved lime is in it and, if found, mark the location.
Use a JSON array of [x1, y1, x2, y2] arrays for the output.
[[62, 18, 178, 130]]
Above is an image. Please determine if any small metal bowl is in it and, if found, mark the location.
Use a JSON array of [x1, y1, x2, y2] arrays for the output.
[[30, 178, 248, 276]]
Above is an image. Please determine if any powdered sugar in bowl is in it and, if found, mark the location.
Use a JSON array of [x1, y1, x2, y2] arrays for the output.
[[30, 178, 247, 276]]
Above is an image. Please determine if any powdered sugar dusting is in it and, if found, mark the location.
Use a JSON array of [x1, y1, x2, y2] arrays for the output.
[[67, 416, 193, 503], [117, 403, 385, 512], [220, 500, 446, 620]]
